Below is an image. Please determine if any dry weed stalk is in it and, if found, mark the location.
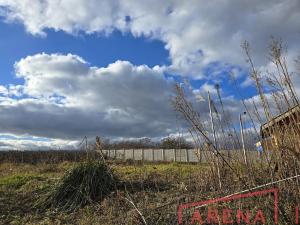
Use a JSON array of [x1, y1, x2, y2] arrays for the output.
[[173, 39, 300, 205], [243, 40, 300, 184]]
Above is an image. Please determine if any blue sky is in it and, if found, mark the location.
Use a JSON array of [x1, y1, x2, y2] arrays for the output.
[[0, 0, 299, 150], [0, 21, 169, 85], [0, 19, 255, 99]]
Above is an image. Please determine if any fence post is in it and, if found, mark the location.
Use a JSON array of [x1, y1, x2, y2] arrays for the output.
[[114, 149, 117, 158], [162, 149, 165, 162], [132, 149, 135, 160], [108, 150, 111, 158], [152, 149, 155, 161], [197, 148, 202, 163], [123, 149, 126, 161], [173, 149, 176, 162], [180, 149, 182, 162], [142, 149, 145, 162], [185, 149, 189, 163]]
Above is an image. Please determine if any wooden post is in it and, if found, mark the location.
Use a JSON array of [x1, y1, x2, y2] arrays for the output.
[[239, 113, 248, 166], [123, 149, 125, 161], [142, 149, 145, 162], [132, 149, 135, 160], [108, 149, 111, 158], [114, 149, 117, 158], [208, 92, 218, 149]]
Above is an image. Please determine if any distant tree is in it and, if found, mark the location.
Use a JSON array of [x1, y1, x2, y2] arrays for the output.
[[101, 138, 157, 149], [160, 137, 193, 149]]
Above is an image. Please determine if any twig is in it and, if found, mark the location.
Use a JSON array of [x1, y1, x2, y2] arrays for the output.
[[123, 195, 148, 225]]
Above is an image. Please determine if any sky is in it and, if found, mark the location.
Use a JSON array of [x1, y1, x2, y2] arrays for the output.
[[0, 0, 299, 150]]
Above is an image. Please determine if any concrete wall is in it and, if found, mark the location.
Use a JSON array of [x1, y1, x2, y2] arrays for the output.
[[102, 149, 266, 163]]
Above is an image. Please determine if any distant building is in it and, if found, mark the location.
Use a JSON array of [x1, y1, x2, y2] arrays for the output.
[[260, 105, 300, 151]]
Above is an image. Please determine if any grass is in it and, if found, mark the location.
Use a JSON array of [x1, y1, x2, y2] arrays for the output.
[[0, 161, 298, 224], [117, 162, 208, 179], [0, 161, 205, 225], [0, 174, 43, 189]]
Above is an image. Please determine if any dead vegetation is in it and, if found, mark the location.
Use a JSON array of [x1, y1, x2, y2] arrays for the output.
[[40, 161, 118, 212], [172, 38, 300, 224]]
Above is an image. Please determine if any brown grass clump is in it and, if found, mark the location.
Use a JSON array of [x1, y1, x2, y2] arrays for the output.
[[41, 161, 117, 211]]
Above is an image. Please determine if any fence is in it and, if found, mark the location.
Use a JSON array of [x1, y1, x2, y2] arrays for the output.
[[0, 149, 268, 164], [102, 149, 266, 163]]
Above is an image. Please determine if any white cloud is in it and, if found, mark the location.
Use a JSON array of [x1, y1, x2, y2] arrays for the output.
[[1, 0, 300, 77], [198, 83, 218, 95], [0, 52, 293, 149], [241, 76, 254, 88], [0, 85, 8, 95], [0, 53, 177, 144], [0, 53, 255, 149], [0, 133, 79, 150]]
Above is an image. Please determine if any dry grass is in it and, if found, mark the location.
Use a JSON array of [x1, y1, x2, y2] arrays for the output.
[[0, 160, 298, 224], [39, 161, 118, 212], [0, 162, 206, 224]]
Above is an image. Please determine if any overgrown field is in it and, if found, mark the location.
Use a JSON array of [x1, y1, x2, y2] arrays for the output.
[[0, 161, 208, 225], [0, 159, 299, 225]]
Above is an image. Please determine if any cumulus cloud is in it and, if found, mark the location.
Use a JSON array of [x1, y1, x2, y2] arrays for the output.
[[0, 53, 253, 149], [0, 53, 177, 144], [0, 53, 291, 150], [0, 0, 300, 77]]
